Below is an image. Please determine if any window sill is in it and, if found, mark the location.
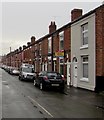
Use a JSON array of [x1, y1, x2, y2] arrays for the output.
[[80, 45, 88, 50], [80, 78, 89, 82]]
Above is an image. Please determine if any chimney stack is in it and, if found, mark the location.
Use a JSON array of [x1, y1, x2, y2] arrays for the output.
[[31, 36, 36, 44], [49, 21, 57, 34], [23, 45, 26, 50], [71, 9, 83, 21], [27, 42, 31, 46], [19, 46, 22, 51]]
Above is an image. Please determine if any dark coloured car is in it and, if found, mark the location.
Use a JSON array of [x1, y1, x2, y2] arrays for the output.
[[34, 71, 65, 91]]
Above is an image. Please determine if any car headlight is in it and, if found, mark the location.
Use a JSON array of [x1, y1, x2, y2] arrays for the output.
[[24, 75, 27, 78]]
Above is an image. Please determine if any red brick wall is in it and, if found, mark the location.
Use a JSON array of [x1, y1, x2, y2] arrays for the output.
[[31, 45, 35, 64], [23, 47, 32, 64], [64, 27, 71, 61], [41, 38, 48, 61], [53, 34, 59, 53], [35, 38, 48, 72], [96, 5, 104, 76], [53, 34, 59, 72], [64, 27, 71, 77]]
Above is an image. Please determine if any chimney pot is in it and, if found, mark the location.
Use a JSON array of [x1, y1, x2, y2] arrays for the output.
[[19, 46, 22, 51], [23, 45, 26, 49], [27, 42, 31, 46]]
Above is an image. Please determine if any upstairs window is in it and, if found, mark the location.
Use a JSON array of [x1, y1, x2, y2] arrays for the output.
[[48, 37, 52, 53], [81, 23, 88, 46], [59, 31, 64, 50], [39, 42, 41, 56], [35, 45, 37, 57]]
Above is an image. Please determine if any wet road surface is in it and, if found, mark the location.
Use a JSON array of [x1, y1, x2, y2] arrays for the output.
[[1, 68, 104, 119], [0, 69, 2, 119]]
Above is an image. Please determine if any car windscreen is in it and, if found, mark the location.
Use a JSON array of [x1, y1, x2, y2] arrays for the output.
[[47, 72, 62, 77], [22, 67, 34, 73]]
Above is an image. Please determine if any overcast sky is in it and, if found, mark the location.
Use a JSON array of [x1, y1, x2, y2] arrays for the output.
[[1, 1, 103, 55]]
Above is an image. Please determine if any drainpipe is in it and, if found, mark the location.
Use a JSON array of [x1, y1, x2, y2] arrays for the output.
[[51, 35, 54, 71]]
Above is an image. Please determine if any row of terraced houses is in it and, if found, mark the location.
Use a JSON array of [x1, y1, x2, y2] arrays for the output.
[[1, 4, 104, 92]]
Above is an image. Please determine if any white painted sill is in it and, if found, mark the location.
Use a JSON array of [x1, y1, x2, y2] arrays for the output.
[[80, 45, 88, 50], [80, 78, 89, 82]]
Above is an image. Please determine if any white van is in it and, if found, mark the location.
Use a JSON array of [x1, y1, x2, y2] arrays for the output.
[[19, 63, 36, 81]]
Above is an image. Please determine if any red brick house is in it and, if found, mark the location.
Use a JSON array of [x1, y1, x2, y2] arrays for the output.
[[1, 4, 104, 92]]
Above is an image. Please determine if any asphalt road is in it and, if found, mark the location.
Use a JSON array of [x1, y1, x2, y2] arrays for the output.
[[0, 69, 2, 119], [1, 68, 104, 119]]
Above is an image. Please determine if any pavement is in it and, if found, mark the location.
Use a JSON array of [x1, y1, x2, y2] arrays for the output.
[[64, 85, 104, 112]]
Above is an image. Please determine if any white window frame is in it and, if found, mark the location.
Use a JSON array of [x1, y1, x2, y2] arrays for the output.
[[59, 57, 64, 75], [80, 56, 89, 82], [59, 31, 64, 50], [39, 42, 41, 56], [81, 23, 88, 47], [35, 45, 37, 56], [48, 37, 52, 53]]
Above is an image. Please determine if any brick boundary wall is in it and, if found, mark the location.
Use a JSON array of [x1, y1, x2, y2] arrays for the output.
[[95, 5, 104, 92]]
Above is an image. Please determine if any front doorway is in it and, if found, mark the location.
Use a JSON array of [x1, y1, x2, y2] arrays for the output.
[[73, 57, 78, 87], [67, 62, 71, 86]]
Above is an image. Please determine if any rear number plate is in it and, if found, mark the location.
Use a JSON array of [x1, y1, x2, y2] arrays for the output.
[[51, 84, 59, 86]]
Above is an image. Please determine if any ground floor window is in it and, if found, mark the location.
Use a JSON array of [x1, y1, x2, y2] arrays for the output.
[[60, 64, 64, 75], [54, 60, 57, 72], [82, 56, 88, 78], [45, 63, 47, 71], [48, 57, 52, 71], [59, 57, 64, 75]]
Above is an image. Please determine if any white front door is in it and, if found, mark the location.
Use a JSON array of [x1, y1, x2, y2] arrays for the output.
[[45, 63, 47, 71], [42, 63, 44, 71], [67, 62, 71, 86], [73, 64, 78, 87]]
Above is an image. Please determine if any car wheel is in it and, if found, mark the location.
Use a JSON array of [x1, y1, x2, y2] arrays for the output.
[[19, 76, 22, 81], [59, 85, 65, 93], [19, 76, 21, 80]]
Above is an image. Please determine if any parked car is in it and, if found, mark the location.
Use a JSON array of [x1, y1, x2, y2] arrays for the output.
[[9, 67, 15, 74], [19, 63, 36, 81], [34, 71, 65, 91], [5, 66, 11, 73], [11, 68, 20, 75]]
